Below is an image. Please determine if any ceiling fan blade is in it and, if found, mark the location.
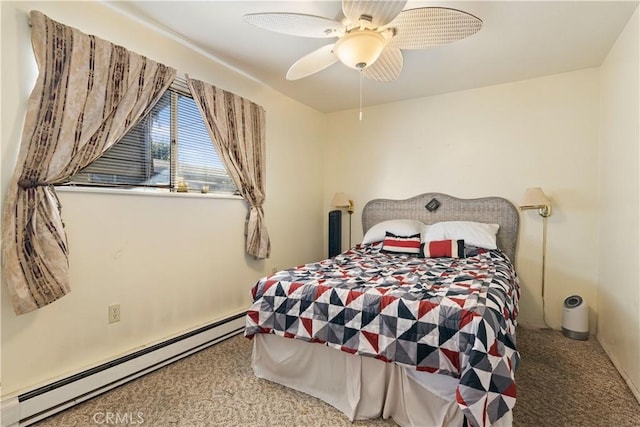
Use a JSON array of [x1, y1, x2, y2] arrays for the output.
[[286, 44, 339, 80], [342, 0, 407, 28], [362, 47, 403, 82], [388, 7, 482, 50], [243, 13, 343, 38]]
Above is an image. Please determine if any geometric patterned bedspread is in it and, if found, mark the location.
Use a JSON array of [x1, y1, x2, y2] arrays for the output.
[[245, 242, 520, 427]]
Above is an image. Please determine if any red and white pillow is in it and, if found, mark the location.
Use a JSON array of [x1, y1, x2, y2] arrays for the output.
[[420, 239, 465, 258], [382, 232, 421, 255], [381, 233, 465, 258]]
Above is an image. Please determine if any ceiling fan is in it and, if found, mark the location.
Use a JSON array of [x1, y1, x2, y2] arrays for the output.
[[243, 0, 483, 82]]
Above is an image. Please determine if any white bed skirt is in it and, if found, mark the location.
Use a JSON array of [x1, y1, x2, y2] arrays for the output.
[[251, 334, 512, 427]]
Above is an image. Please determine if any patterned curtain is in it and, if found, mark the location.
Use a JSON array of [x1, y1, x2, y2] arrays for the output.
[[186, 76, 270, 259], [1, 11, 176, 315]]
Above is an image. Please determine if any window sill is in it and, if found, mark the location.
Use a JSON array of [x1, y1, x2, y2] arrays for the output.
[[55, 185, 244, 201]]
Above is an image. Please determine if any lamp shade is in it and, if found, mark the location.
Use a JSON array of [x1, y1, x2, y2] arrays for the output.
[[332, 192, 350, 207], [520, 187, 551, 208], [333, 29, 385, 70]]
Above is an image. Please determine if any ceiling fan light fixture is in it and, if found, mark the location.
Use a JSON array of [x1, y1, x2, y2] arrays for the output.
[[334, 29, 385, 70]]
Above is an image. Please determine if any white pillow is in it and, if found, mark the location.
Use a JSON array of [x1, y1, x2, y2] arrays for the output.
[[420, 223, 431, 243], [362, 219, 424, 245], [424, 221, 500, 250]]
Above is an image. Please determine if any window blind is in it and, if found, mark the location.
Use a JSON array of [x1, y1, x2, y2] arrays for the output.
[[68, 77, 237, 194]]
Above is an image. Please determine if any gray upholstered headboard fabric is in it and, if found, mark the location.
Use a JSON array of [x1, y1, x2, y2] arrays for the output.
[[361, 193, 519, 261]]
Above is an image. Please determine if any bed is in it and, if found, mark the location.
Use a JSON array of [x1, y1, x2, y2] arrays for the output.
[[245, 193, 520, 427]]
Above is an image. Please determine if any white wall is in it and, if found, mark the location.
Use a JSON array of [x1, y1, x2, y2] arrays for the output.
[[598, 7, 640, 400], [325, 69, 601, 332], [1, 1, 326, 396]]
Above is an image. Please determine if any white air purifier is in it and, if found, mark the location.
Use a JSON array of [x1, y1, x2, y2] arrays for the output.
[[562, 295, 588, 340]]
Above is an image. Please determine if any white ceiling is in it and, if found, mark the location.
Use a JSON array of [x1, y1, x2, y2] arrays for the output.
[[106, 1, 638, 113]]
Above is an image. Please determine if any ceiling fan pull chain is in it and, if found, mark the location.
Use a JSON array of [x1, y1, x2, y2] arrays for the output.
[[359, 69, 363, 121]]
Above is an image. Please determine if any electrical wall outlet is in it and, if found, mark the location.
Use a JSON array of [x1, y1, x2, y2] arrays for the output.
[[108, 304, 121, 323]]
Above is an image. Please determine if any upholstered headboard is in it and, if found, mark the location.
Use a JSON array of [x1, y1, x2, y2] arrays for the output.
[[361, 193, 519, 261]]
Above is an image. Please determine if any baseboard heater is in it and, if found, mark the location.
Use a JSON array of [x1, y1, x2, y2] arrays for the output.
[[1, 312, 246, 427]]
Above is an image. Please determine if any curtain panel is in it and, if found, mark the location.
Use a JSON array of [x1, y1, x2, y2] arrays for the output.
[[2, 11, 176, 314], [186, 77, 271, 259]]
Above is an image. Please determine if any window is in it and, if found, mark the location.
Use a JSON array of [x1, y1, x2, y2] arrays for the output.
[[68, 78, 238, 194]]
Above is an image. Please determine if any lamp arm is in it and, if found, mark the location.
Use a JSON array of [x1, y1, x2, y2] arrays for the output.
[[347, 199, 354, 214], [520, 204, 551, 218]]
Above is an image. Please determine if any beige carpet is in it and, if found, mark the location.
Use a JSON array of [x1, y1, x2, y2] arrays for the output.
[[34, 327, 640, 426], [512, 326, 640, 427]]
